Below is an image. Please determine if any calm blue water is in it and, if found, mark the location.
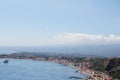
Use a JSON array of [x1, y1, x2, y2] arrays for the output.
[[0, 59, 86, 80]]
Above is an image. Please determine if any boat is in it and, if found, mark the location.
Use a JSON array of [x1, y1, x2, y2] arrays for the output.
[[3, 60, 9, 63]]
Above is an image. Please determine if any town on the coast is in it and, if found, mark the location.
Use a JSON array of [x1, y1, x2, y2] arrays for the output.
[[0, 52, 119, 80]]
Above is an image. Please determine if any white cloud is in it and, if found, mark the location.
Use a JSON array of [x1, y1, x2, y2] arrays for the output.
[[53, 32, 120, 45]]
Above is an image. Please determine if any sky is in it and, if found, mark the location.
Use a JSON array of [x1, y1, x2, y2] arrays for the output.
[[0, 0, 120, 46]]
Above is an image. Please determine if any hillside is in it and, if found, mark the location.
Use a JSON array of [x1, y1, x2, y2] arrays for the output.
[[105, 58, 120, 79], [89, 58, 120, 79]]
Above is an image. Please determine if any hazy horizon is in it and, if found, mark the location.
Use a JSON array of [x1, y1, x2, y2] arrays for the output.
[[0, 44, 120, 57]]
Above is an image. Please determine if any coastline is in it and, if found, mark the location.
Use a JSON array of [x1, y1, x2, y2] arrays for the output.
[[49, 58, 114, 80], [1, 57, 116, 80]]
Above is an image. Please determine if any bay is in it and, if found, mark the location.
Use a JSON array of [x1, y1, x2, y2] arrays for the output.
[[0, 59, 86, 80]]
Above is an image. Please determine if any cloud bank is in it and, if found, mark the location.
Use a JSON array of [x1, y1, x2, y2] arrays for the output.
[[53, 32, 120, 45]]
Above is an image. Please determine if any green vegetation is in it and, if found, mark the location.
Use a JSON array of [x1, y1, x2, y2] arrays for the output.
[[105, 58, 120, 79], [88, 58, 106, 71], [89, 58, 120, 79]]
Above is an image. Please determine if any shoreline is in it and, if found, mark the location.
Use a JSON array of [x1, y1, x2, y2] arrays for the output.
[[1, 57, 116, 80], [0, 58, 87, 79]]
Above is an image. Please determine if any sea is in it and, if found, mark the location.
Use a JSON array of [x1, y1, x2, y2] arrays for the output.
[[0, 50, 87, 80]]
